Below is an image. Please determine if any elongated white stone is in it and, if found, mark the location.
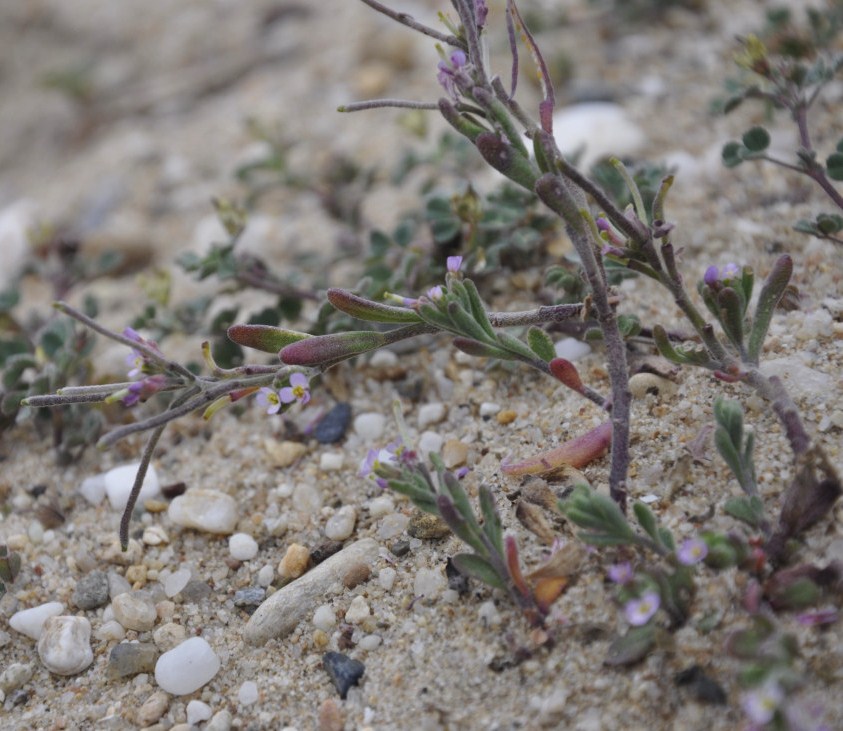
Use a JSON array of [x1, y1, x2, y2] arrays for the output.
[[154, 637, 220, 695], [9, 601, 65, 640]]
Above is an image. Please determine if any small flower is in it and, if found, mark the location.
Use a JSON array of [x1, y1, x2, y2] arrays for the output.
[[121, 374, 167, 407], [122, 327, 162, 379], [437, 49, 467, 99], [447, 256, 463, 274], [624, 590, 660, 626], [607, 562, 633, 585], [676, 537, 708, 566], [278, 372, 310, 406], [474, 0, 488, 28], [426, 285, 444, 301], [256, 387, 282, 415], [359, 442, 402, 480], [704, 263, 742, 289], [795, 608, 839, 626], [741, 680, 784, 725]]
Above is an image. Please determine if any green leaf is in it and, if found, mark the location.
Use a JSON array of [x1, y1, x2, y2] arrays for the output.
[[741, 126, 770, 152], [326, 289, 421, 324], [495, 331, 539, 362], [462, 279, 496, 341], [450, 553, 505, 590], [447, 301, 494, 344], [604, 625, 656, 666], [451, 337, 513, 360], [3, 353, 38, 389], [724, 495, 766, 529], [716, 286, 745, 351], [479, 485, 504, 556], [721, 141, 744, 168], [0, 289, 20, 312], [227, 324, 310, 354], [633, 502, 660, 543], [825, 152, 843, 181], [527, 326, 555, 362], [748, 255, 792, 363]]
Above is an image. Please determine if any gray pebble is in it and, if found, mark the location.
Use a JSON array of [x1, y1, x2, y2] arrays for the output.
[[234, 587, 266, 610], [389, 540, 410, 557], [179, 579, 212, 604], [315, 403, 352, 444], [322, 651, 365, 699], [107, 642, 158, 680], [72, 570, 109, 610]]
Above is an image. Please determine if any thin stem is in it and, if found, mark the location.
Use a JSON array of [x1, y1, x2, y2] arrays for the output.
[[119, 423, 166, 550], [453, 0, 491, 90], [742, 369, 811, 456], [357, 0, 465, 48], [234, 269, 321, 302], [338, 99, 439, 113]]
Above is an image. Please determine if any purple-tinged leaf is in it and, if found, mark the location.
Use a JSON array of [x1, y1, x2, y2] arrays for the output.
[[327, 288, 421, 324], [748, 255, 793, 363], [280, 331, 386, 366], [549, 358, 585, 394], [451, 553, 505, 590], [506, 0, 555, 133], [505, 535, 530, 599], [227, 324, 310, 354], [501, 421, 611, 476]]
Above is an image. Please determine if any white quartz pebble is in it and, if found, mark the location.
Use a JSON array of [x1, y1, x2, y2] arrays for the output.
[[377, 513, 408, 540], [319, 452, 344, 472], [229, 533, 259, 561], [154, 637, 220, 695], [324, 506, 357, 541], [378, 567, 397, 591], [353, 412, 385, 441], [367, 495, 394, 518], [112, 592, 157, 631], [257, 565, 275, 588], [186, 700, 213, 726], [312, 604, 337, 632], [37, 616, 93, 675], [414, 568, 446, 600], [417, 430, 444, 456], [238, 680, 259, 705], [479, 402, 501, 418], [344, 596, 371, 624], [551, 102, 645, 169], [9, 601, 65, 640], [417, 403, 446, 429], [168, 489, 238, 535], [554, 337, 591, 362], [164, 568, 192, 598], [78, 474, 106, 505], [104, 463, 160, 511]]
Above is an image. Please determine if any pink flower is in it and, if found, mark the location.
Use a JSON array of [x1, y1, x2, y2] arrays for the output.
[[624, 590, 660, 626], [426, 285, 444, 301], [121, 375, 167, 407], [278, 373, 310, 406], [437, 49, 467, 99], [676, 537, 708, 566], [447, 256, 463, 274], [256, 387, 282, 415], [608, 562, 633, 585], [741, 680, 784, 725]]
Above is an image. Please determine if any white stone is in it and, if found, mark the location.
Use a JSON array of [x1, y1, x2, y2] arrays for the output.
[[0, 199, 36, 290], [479, 402, 501, 418], [154, 637, 220, 695], [142, 525, 169, 546], [206, 709, 234, 731], [186, 700, 213, 726], [112, 592, 157, 631], [760, 356, 833, 401], [319, 452, 345, 472], [108, 572, 131, 598], [324, 506, 357, 541], [94, 620, 126, 642], [257, 565, 275, 588], [358, 634, 382, 651], [163, 568, 192, 598], [377, 513, 408, 540], [478, 600, 502, 627], [344, 596, 371, 624], [37, 616, 93, 676], [418, 430, 444, 456], [378, 567, 397, 591], [417, 403, 446, 429], [369, 349, 398, 368], [79, 474, 107, 505], [554, 337, 591, 362], [238, 680, 259, 705], [168, 489, 238, 534], [414, 568, 446, 600], [313, 604, 336, 632], [292, 482, 322, 513], [551, 102, 645, 169], [229, 533, 259, 562], [353, 412, 385, 441], [367, 495, 394, 518], [104, 463, 161, 511], [9, 601, 65, 640]]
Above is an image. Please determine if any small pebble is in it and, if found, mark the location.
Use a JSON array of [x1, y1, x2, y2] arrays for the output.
[[108, 571, 131, 598], [378, 513, 409, 540], [417, 430, 444, 456], [186, 699, 213, 726], [389, 539, 410, 557], [137, 690, 170, 726], [478, 600, 502, 627], [72, 571, 109, 610], [313, 604, 337, 632], [142, 525, 169, 546], [112, 591, 157, 631], [180, 579, 212, 604], [553, 337, 591, 361], [292, 482, 323, 513], [107, 642, 158, 680], [319, 452, 345, 472], [238, 680, 259, 705], [278, 543, 311, 579], [154, 637, 220, 695], [37, 616, 93, 676], [417, 402, 446, 429], [628, 372, 678, 399], [265, 439, 307, 467], [322, 651, 365, 699], [414, 567, 446, 600], [367, 495, 394, 518], [408, 511, 450, 540], [229, 533, 259, 561], [442, 439, 469, 469], [496, 409, 517, 425], [479, 402, 501, 418], [319, 697, 344, 731], [378, 567, 397, 591], [168, 489, 238, 534], [358, 634, 382, 651], [344, 596, 370, 624], [94, 620, 126, 642], [9, 601, 65, 640], [0, 663, 33, 694], [257, 564, 275, 587], [104, 463, 161, 511], [164, 568, 192, 598], [353, 412, 385, 441], [325, 506, 357, 541], [342, 563, 370, 589], [152, 622, 186, 652], [234, 587, 266, 610], [311, 541, 343, 565], [206, 709, 234, 731], [78, 474, 106, 505], [315, 403, 352, 444]]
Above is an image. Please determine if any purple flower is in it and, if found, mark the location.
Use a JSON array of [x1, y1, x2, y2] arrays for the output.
[[607, 562, 633, 585], [278, 372, 310, 406], [359, 442, 401, 480], [122, 327, 162, 379], [256, 387, 282, 415], [795, 608, 839, 626], [624, 590, 660, 626], [704, 263, 742, 288], [741, 680, 784, 725], [426, 285, 444, 301], [437, 49, 467, 99], [676, 537, 708, 566], [447, 256, 463, 274], [120, 374, 166, 407]]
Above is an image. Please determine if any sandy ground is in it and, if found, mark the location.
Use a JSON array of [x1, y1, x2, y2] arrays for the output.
[[1, 1, 841, 729]]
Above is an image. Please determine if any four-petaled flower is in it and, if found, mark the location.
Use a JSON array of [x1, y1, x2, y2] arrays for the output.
[[624, 590, 660, 626], [447, 256, 463, 274], [676, 537, 708, 566], [607, 562, 634, 585], [703, 262, 741, 288], [121, 375, 167, 407], [256, 387, 283, 415], [741, 680, 784, 725], [279, 372, 311, 405], [437, 49, 467, 99], [359, 441, 403, 488]]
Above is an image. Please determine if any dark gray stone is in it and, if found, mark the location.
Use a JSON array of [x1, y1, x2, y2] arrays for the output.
[[107, 642, 158, 680], [315, 403, 352, 444], [323, 651, 364, 699], [72, 570, 109, 610]]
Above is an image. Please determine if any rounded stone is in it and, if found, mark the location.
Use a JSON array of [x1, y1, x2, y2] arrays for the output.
[[168, 489, 238, 535], [414, 567, 446, 600], [229, 533, 259, 561], [324, 506, 357, 541], [104, 462, 161, 511], [112, 591, 157, 631], [344, 595, 370, 624], [278, 543, 310, 579], [154, 636, 220, 696], [315, 403, 352, 444], [313, 604, 337, 632], [417, 402, 446, 429], [9, 601, 65, 640], [37, 616, 93, 676], [186, 700, 213, 726], [238, 680, 259, 705], [137, 690, 170, 726], [353, 412, 385, 441]]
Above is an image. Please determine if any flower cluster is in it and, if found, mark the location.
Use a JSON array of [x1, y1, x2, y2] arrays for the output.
[[256, 373, 310, 415], [123, 327, 163, 380]]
